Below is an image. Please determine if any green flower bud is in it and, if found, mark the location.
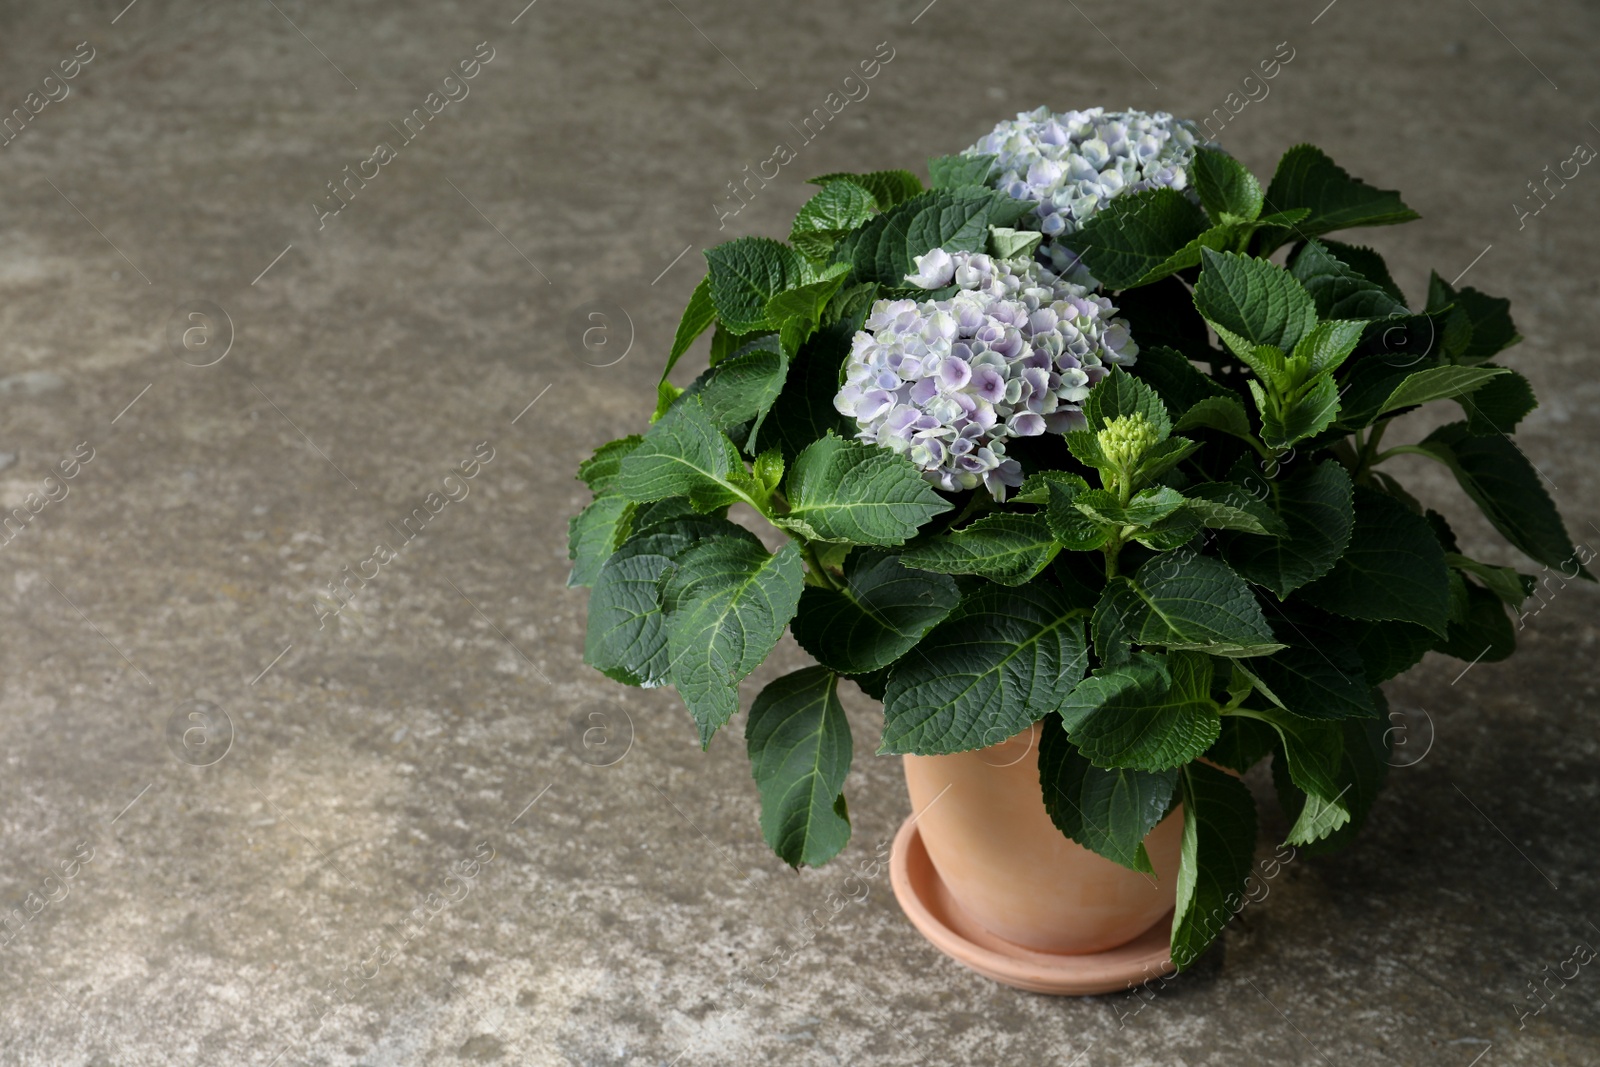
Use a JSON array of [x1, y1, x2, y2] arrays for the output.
[[1097, 413, 1162, 471]]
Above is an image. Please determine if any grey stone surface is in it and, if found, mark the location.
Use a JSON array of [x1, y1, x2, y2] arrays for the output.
[[1, 0, 1597, 1064]]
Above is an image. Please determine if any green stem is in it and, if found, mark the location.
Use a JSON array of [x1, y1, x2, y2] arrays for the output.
[[1370, 443, 1441, 467], [801, 540, 842, 591]]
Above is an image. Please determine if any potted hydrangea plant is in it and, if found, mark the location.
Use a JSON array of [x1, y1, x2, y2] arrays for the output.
[[569, 107, 1589, 993]]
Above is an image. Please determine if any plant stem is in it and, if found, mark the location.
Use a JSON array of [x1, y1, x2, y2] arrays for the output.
[[801, 540, 843, 591]]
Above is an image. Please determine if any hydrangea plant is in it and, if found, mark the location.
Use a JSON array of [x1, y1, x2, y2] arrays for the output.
[[569, 109, 1590, 971]]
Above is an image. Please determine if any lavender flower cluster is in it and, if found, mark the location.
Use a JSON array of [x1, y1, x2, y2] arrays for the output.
[[834, 250, 1138, 499], [968, 107, 1205, 280]]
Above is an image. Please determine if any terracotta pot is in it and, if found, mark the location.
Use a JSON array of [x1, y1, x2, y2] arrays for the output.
[[899, 722, 1183, 958]]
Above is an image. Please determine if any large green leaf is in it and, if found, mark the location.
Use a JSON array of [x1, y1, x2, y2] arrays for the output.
[[1299, 486, 1453, 634], [1171, 762, 1258, 971], [1223, 460, 1354, 598], [789, 183, 877, 260], [703, 237, 813, 334], [1288, 240, 1408, 320], [1057, 187, 1212, 289], [880, 585, 1089, 755], [684, 339, 789, 442], [1083, 365, 1172, 436], [764, 262, 852, 355], [1038, 714, 1178, 874], [1414, 422, 1588, 575], [1194, 249, 1318, 355], [1096, 555, 1283, 657], [1238, 606, 1376, 720], [567, 495, 634, 588], [808, 169, 924, 211], [1270, 713, 1389, 856], [778, 434, 952, 546], [1058, 651, 1221, 772], [765, 322, 857, 464], [745, 667, 853, 868], [1257, 373, 1340, 451], [619, 396, 749, 509], [899, 512, 1060, 585], [1193, 146, 1264, 222], [1258, 144, 1420, 247], [577, 436, 644, 494], [584, 518, 756, 687], [1130, 345, 1232, 417], [1427, 273, 1520, 364], [1174, 395, 1256, 447], [1434, 576, 1516, 663], [1235, 706, 1350, 845], [663, 275, 716, 383], [928, 152, 998, 189], [1458, 368, 1536, 435], [661, 537, 805, 747], [790, 552, 960, 675], [1180, 482, 1286, 537], [1374, 365, 1508, 418], [831, 187, 1029, 286]]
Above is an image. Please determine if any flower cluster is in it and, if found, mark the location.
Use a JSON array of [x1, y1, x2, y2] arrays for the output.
[[834, 250, 1137, 498], [968, 106, 1204, 280]]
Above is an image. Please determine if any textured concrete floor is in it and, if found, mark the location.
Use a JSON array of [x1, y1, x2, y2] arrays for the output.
[[1, 0, 1597, 1064]]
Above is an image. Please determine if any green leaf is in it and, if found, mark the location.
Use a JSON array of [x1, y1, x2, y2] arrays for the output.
[[899, 512, 1060, 585], [1072, 486, 1186, 529], [661, 537, 805, 747], [1205, 715, 1277, 774], [584, 518, 757, 687], [1171, 762, 1258, 971], [703, 237, 813, 334], [1046, 481, 1112, 552], [1057, 187, 1211, 290], [1413, 423, 1587, 574], [1236, 706, 1350, 845], [1014, 469, 1090, 505], [1270, 713, 1389, 856], [790, 183, 877, 260], [1059, 651, 1221, 772], [1133, 437, 1200, 487], [1259, 372, 1340, 451], [1427, 274, 1520, 364], [1237, 606, 1376, 720], [928, 152, 998, 189], [987, 226, 1042, 260], [790, 552, 960, 674], [619, 396, 749, 510], [1288, 240, 1408, 320], [880, 584, 1089, 755], [1097, 555, 1283, 657], [1447, 552, 1530, 609], [765, 321, 858, 464], [1434, 577, 1516, 663], [831, 187, 1029, 286], [1458, 368, 1536, 435], [1038, 714, 1178, 874], [808, 169, 924, 211], [1174, 394, 1256, 446], [1223, 460, 1354, 598], [1083, 365, 1172, 436], [1374, 365, 1508, 417], [1320, 240, 1406, 303], [567, 495, 634, 588], [1299, 485, 1453, 634], [1194, 249, 1318, 355], [746, 667, 853, 868], [1181, 482, 1287, 537], [664, 275, 716, 383], [1259, 144, 1420, 247], [1291, 318, 1368, 375], [1193, 146, 1263, 222], [686, 339, 789, 443], [777, 434, 952, 546], [764, 263, 852, 355], [578, 436, 644, 494]]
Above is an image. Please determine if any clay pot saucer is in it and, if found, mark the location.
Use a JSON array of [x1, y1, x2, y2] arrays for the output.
[[889, 814, 1176, 996]]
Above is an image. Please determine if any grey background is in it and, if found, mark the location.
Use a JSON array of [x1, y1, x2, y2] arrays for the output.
[[1, 0, 1596, 1064]]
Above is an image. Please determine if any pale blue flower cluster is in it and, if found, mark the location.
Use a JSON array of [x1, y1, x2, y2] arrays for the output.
[[835, 250, 1137, 499], [969, 107, 1204, 280]]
